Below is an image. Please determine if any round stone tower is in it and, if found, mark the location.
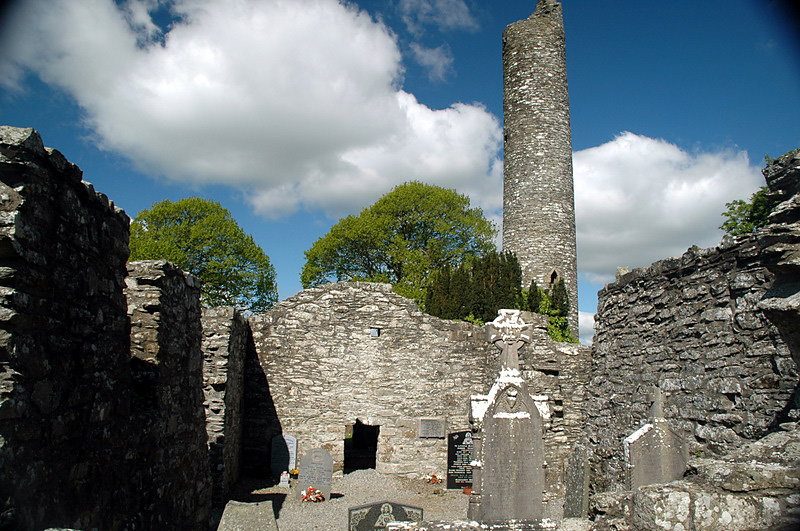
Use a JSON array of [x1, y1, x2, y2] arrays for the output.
[[502, 0, 578, 334]]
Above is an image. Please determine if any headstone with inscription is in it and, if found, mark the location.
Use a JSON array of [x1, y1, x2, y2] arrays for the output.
[[447, 430, 473, 489], [348, 501, 423, 531], [270, 433, 297, 477], [467, 309, 545, 525], [417, 417, 445, 438], [296, 448, 333, 501]]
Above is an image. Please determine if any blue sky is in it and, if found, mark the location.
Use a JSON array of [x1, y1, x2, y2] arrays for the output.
[[1, 0, 798, 344]]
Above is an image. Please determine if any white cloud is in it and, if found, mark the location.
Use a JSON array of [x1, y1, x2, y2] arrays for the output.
[[398, 0, 478, 35], [574, 132, 764, 285], [410, 42, 454, 82], [0, 0, 501, 219], [579, 311, 595, 346]]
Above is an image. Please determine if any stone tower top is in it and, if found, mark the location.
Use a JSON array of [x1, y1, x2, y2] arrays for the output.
[[501, 0, 578, 334], [531, 0, 562, 19]]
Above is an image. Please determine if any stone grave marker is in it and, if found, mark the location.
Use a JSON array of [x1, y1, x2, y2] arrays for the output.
[[417, 417, 445, 438], [218, 500, 278, 531], [348, 501, 423, 530], [563, 441, 589, 517], [296, 448, 333, 501], [468, 310, 544, 525], [270, 433, 297, 477], [447, 430, 473, 489], [624, 387, 687, 490]]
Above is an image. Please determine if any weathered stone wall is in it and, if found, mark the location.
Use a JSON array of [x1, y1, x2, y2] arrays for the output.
[[759, 150, 800, 367], [502, 0, 578, 333], [250, 281, 590, 520], [126, 259, 212, 529], [240, 332, 281, 476], [203, 306, 248, 505], [519, 315, 591, 518], [250, 282, 498, 477], [0, 127, 132, 530], [0, 126, 217, 529], [588, 237, 797, 493], [588, 152, 800, 530]]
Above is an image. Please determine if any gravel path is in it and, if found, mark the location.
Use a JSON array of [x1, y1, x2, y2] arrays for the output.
[[226, 469, 469, 530]]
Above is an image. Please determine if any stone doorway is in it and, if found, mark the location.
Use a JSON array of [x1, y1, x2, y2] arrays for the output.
[[344, 419, 379, 473]]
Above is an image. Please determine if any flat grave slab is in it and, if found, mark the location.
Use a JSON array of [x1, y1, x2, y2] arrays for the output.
[[217, 500, 278, 531], [349, 501, 423, 530]]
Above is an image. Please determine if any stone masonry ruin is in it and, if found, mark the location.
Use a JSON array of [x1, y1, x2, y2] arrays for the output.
[[1, 0, 799, 527], [0, 125, 592, 528]]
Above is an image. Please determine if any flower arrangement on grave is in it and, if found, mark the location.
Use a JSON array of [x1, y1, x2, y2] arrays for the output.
[[424, 473, 442, 484], [301, 486, 325, 502], [289, 468, 299, 478]]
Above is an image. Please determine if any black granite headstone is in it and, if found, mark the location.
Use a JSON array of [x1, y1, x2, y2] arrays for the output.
[[348, 501, 423, 530], [447, 430, 473, 489]]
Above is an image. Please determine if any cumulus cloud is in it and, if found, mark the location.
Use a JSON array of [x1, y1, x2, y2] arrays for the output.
[[0, 0, 501, 219], [410, 42, 454, 82], [398, 0, 478, 35], [574, 132, 764, 285], [579, 311, 595, 346]]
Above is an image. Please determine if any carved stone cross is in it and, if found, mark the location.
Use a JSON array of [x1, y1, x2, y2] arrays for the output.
[[485, 309, 533, 371]]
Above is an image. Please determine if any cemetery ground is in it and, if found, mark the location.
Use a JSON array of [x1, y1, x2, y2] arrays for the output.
[[222, 469, 467, 530]]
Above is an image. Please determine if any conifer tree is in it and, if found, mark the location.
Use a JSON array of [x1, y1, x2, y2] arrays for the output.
[[527, 279, 542, 313], [550, 278, 569, 317]]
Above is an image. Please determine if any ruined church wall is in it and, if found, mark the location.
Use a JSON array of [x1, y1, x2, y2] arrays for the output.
[[0, 127, 215, 529], [249, 282, 497, 477], [520, 322, 591, 517], [0, 127, 132, 530], [203, 305, 248, 505], [126, 260, 212, 529], [588, 238, 797, 492]]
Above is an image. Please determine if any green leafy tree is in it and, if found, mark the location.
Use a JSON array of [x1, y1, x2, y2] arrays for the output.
[[130, 197, 278, 313], [719, 186, 777, 236], [302, 182, 496, 305]]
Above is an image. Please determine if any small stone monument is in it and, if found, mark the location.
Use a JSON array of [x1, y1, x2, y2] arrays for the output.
[[447, 430, 473, 490], [270, 433, 297, 477], [563, 440, 590, 518], [467, 309, 546, 526], [278, 471, 290, 488], [624, 386, 688, 490], [217, 500, 278, 531], [348, 501, 423, 530], [296, 448, 333, 501]]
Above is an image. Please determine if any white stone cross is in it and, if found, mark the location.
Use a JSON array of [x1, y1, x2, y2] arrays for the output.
[[485, 309, 533, 371]]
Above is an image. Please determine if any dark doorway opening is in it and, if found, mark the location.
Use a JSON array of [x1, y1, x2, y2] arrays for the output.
[[344, 419, 379, 473]]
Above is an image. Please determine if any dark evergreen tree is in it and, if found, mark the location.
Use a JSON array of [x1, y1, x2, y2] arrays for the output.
[[527, 279, 542, 313], [451, 263, 472, 318], [550, 278, 569, 317]]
